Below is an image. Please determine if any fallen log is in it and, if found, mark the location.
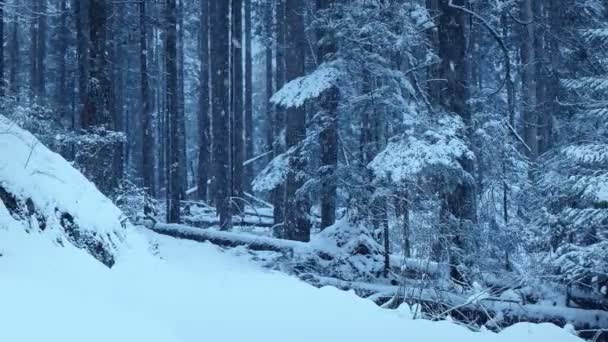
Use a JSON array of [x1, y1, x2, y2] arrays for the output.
[[183, 216, 274, 229], [145, 222, 305, 254]]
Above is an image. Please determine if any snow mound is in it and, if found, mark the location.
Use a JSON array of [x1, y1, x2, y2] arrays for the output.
[[0, 115, 126, 267], [300, 219, 386, 281]]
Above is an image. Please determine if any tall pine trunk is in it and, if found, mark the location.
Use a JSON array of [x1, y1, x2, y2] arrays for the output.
[[244, 0, 254, 193], [317, 0, 339, 230], [284, 0, 309, 242], [31, 0, 46, 101], [231, 0, 244, 211], [520, 0, 539, 159], [198, 0, 210, 202], [437, 0, 476, 282], [0, 3, 4, 96], [165, 0, 181, 223], [80, 0, 118, 195], [141, 0, 156, 201], [177, 0, 188, 197], [272, 0, 286, 234], [8, 10, 18, 96], [210, 0, 232, 229]]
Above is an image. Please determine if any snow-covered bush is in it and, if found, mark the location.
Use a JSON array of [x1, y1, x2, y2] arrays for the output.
[[296, 218, 387, 282]]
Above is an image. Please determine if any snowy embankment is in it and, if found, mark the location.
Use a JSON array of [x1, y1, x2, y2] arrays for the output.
[[0, 115, 125, 266], [0, 116, 585, 341]]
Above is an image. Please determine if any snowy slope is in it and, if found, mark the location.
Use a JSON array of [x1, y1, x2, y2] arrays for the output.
[[0, 226, 583, 342], [0, 115, 126, 266]]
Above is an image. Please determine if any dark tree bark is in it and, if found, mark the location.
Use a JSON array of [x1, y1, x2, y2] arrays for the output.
[[31, 0, 46, 101], [141, 0, 156, 201], [75, 0, 88, 130], [165, 0, 181, 223], [197, 0, 210, 202], [8, 10, 18, 96], [272, 0, 286, 235], [437, 0, 476, 281], [317, 0, 339, 230], [262, 1, 280, 236], [520, 0, 539, 159], [284, 0, 309, 242], [540, 0, 558, 155], [244, 0, 254, 193], [264, 1, 274, 170], [80, 0, 119, 195], [177, 0, 188, 197], [110, 2, 124, 185], [231, 0, 245, 210], [210, 0, 232, 229], [57, 0, 69, 115], [425, 0, 441, 107], [0, 3, 4, 96]]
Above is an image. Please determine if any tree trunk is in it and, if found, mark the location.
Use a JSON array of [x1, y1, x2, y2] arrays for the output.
[[437, 0, 476, 282], [31, 0, 46, 101], [75, 0, 88, 131], [520, 0, 539, 159], [165, 0, 181, 223], [541, 0, 558, 154], [317, 0, 339, 230], [0, 3, 4, 96], [8, 10, 18, 96], [80, 0, 118, 195], [177, 0, 188, 197], [210, 0, 232, 229], [244, 0, 254, 193], [272, 0, 286, 235], [57, 0, 69, 122], [284, 0, 309, 242], [231, 0, 244, 211], [425, 0, 441, 108], [197, 0, 210, 202], [141, 0, 156, 202]]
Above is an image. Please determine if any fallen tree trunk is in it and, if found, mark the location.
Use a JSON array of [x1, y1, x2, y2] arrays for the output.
[[145, 222, 305, 254], [183, 217, 274, 229]]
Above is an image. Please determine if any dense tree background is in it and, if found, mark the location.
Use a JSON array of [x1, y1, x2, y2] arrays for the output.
[[2, 0, 608, 331]]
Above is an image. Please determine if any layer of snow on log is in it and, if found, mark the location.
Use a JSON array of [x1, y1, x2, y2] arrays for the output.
[[0, 115, 126, 266], [0, 227, 584, 342]]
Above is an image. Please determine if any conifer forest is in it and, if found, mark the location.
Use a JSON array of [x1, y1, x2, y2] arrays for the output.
[[1, 0, 608, 341]]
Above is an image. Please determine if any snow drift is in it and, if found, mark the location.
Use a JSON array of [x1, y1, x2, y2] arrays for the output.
[[0, 115, 126, 266]]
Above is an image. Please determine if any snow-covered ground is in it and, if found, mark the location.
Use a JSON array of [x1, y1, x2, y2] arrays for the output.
[[0, 226, 583, 342], [0, 115, 587, 341]]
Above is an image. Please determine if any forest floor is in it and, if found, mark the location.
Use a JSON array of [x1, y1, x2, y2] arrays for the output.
[[0, 226, 584, 342]]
